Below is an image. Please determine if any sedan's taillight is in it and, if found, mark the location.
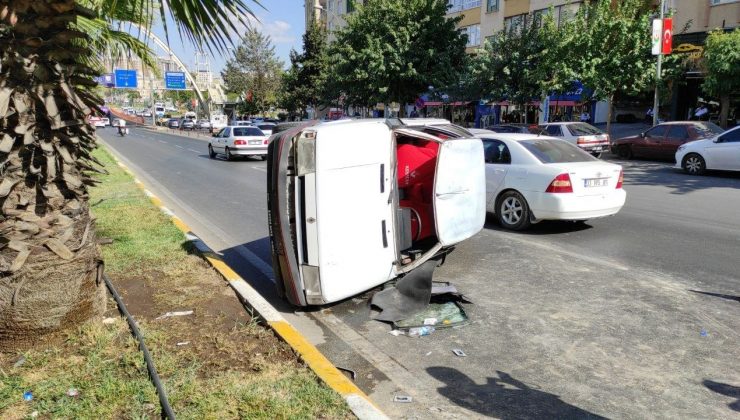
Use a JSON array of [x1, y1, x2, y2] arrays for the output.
[[576, 137, 587, 144], [546, 173, 573, 193], [616, 170, 624, 189], [263, 139, 269, 144], [234, 139, 246, 145]]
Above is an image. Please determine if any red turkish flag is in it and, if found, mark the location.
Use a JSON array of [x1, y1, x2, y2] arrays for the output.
[[662, 18, 673, 55]]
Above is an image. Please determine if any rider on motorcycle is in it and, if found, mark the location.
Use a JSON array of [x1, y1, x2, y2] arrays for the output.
[[116, 118, 127, 136]]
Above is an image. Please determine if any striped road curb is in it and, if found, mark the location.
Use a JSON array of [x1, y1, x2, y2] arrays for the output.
[[110, 156, 388, 420]]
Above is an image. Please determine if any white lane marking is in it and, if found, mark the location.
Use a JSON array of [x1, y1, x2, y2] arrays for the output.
[[175, 145, 184, 149], [251, 166, 267, 172], [187, 148, 200, 153], [158, 140, 167, 144]]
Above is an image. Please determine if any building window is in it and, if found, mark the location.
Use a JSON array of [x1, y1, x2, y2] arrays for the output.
[[460, 24, 481, 47], [504, 14, 527, 33], [710, 0, 739, 5], [448, 0, 481, 13], [347, 0, 355, 13], [486, 0, 499, 12]]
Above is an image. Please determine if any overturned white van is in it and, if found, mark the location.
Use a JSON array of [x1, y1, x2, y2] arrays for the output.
[[267, 119, 486, 307]]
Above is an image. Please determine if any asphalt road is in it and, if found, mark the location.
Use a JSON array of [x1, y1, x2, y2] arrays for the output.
[[99, 127, 740, 419]]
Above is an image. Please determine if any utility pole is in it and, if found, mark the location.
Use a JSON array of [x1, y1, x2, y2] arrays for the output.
[[652, 0, 665, 126]]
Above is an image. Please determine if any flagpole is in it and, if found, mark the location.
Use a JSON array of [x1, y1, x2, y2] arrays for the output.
[[652, 0, 665, 126]]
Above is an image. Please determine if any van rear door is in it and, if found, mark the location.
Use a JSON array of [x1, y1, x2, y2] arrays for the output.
[[434, 138, 486, 246]]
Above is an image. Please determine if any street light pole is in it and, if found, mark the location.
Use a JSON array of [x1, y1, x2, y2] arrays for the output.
[[652, 0, 665, 126]]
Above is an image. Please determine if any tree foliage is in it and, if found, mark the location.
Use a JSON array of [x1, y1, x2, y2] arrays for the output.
[[329, 0, 467, 111], [281, 23, 330, 116], [702, 28, 739, 128], [565, 0, 653, 131], [222, 30, 284, 115]]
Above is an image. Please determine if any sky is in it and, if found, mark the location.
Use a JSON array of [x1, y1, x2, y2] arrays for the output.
[[149, 0, 306, 74]]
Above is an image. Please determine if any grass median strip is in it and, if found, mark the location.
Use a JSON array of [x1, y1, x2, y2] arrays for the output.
[[0, 145, 352, 419]]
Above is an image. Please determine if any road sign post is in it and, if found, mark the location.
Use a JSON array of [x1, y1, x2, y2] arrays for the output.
[[164, 72, 187, 90], [114, 69, 138, 89], [652, 0, 668, 127]]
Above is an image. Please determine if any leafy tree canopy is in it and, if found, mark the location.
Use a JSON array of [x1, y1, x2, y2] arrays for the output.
[[702, 28, 739, 127], [329, 0, 467, 110], [222, 29, 284, 115], [281, 23, 330, 114]]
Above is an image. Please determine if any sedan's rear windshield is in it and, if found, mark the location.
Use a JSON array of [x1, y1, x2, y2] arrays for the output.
[[567, 123, 603, 136], [692, 122, 724, 138], [258, 124, 275, 131], [521, 139, 596, 163], [233, 127, 264, 136]]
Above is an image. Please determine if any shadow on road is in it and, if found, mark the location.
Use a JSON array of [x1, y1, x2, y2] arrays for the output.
[[688, 290, 740, 303], [703, 380, 740, 412], [608, 159, 740, 194], [484, 214, 594, 235], [427, 367, 606, 419]]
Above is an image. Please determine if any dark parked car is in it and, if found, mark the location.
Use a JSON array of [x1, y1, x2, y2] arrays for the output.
[[612, 121, 724, 161], [486, 124, 544, 134]]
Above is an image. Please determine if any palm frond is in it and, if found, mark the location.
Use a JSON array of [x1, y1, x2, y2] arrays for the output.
[[75, 15, 159, 74]]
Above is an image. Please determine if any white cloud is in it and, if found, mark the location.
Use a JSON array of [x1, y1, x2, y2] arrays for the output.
[[236, 14, 297, 45]]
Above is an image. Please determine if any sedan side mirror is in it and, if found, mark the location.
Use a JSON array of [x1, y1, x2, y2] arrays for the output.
[[640, 132, 645, 138]]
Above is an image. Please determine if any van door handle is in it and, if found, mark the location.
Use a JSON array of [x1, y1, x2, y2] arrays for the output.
[[381, 220, 388, 248], [380, 164, 385, 193]]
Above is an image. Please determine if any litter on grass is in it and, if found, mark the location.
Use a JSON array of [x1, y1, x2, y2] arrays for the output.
[[156, 310, 194, 320]]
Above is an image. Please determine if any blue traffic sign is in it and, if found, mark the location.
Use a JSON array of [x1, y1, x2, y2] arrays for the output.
[[95, 73, 115, 88], [114, 69, 138, 89], [164, 72, 187, 90]]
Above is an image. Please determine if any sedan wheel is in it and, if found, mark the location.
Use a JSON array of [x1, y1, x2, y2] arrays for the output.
[[225, 147, 232, 161], [617, 145, 633, 160], [208, 145, 216, 159], [682, 153, 705, 175], [591, 151, 603, 159], [496, 191, 531, 231]]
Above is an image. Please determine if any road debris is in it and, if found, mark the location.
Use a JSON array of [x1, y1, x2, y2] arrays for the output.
[[102, 317, 117, 325], [452, 349, 467, 357], [388, 329, 405, 336], [66, 388, 80, 397], [408, 326, 435, 337], [700, 329, 708, 337], [23, 391, 33, 401], [176, 341, 190, 346], [155, 310, 194, 320], [393, 395, 413, 403], [13, 356, 26, 368]]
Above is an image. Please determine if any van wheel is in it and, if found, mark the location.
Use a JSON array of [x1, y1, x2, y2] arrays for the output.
[[496, 191, 531, 231], [208, 145, 216, 159]]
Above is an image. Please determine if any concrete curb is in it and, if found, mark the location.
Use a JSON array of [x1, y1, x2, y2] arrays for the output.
[[107, 152, 388, 420]]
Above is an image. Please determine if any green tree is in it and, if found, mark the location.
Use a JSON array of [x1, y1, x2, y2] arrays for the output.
[[473, 11, 566, 122], [702, 28, 739, 128], [222, 30, 284, 116], [0, 0, 256, 351], [329, 0, 467, 113], [565, 0, 654, 133], [281, 23, 330, 117]]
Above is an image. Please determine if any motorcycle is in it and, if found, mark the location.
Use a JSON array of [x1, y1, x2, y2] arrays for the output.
[[117, 126, 129, 136]]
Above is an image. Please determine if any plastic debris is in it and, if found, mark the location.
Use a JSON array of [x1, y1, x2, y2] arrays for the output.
[[176, 341, 190, 346], [23, 391, 33, 401], [102, 317, 117, 325], [408, 326, 435, 337], [30, 411, 39, 418], [423, 318, 438, 326], [452, 349, 467, 357], [156, 310, 194, 320], [388, 329, 405, 336], [425, 351, 432, 356], [13, 356, 26, 368], [66, 388, 79, 397], [393, 395, 413, 403], [700, 329, 708, 337]]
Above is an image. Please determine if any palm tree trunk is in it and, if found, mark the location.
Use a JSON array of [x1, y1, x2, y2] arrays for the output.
[[1, 0, 106, 351]]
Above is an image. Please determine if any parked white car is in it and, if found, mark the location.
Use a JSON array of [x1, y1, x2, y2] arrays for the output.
[[539, 122, 610, 157], [470, 129, 626, 230], [675, 126, 740, 175], [89, 116, 106, 128], [267, 119, 486, 306], [209, 126, 269, 160]]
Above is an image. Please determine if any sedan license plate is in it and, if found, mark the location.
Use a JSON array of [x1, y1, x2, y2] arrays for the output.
[[584, 178, 608, 188], [249, 140, 262, 145]]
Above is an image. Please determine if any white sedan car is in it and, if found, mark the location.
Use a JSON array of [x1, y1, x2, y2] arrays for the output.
[[675, 126, 740, 175], [471, 130, 626, 230], [209, 125, 269, 160]]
